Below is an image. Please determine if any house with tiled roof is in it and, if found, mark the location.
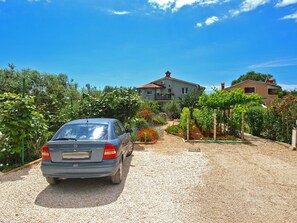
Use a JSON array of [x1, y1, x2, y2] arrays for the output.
[[136, 71, 205, 106], [222, 78, 280, 106]]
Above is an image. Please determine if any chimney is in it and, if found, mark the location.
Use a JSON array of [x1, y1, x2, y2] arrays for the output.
[[221, 82, 225, 90], [165, 71, 171, 78]]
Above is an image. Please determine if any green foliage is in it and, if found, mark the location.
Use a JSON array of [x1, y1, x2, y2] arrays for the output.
[[140, 99, 160, 114], [78, 87, 142, 123], [178, 87, 204, 110], [152, 115, 167, 125], [231, 71, 273, 86], [165, 125, 182, 136], [262, 94, 297, 143], [245, 106, 265, 136], [278, 89, 297, 98], [0, 93, 48, 169], [193, 108, 214, 133], [164, 99, 181, 119], [179, 107, 191, 130], [130, 131, 140, 142], [198, 88, 262, 110], [0, 67, 80, 132], [131, 118, 149, 131]]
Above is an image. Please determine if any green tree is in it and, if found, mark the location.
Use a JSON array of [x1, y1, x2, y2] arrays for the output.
[[78, 87, 142, 123], [178, 87, 204, 117], [231, 71, 273, 86]]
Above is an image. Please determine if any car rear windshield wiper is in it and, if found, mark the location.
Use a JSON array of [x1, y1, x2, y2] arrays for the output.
[[54, 137, 77, 141]]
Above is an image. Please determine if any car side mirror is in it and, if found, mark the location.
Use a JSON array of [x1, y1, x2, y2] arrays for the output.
[[126, 129, 133, 133]]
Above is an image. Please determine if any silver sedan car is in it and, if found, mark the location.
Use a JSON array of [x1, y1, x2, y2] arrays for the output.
[[41, 118, 133, 185]]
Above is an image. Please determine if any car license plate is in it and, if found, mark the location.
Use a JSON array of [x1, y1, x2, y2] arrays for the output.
[[62, 151, 90, 160]]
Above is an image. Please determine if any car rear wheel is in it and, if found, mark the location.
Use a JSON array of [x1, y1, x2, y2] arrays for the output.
[[46, 177, 59, 185], [111, 159, 123, 184], [127, 143, 134, 157]]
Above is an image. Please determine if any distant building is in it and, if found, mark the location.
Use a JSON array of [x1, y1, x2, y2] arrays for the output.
[[223, 78, 280, 106], [136, 71, 205, 107]]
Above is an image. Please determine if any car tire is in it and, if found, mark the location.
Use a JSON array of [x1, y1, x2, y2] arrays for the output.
[[111, 159, 123, 184], [46, 177, 59, 185], [127, 143, 134, 157]]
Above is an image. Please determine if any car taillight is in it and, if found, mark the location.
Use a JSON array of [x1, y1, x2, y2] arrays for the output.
[[103, 144, 117, 160], [42, 145, 51, 161]]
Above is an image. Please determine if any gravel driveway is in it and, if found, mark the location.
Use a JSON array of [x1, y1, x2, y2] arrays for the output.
[[0, 136, 208, 223], [1, 124, 297, 223]]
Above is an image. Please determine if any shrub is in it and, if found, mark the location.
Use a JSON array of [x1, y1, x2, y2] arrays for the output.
[[164, 99, 181, 119], [262, 94, 297, 143], [165, 125, 182, 135], [131, 118, 149, 131], [137, 128, 157, 142], [138, 109, 153, 121], [152, 116, 167, 125], [179, 107, 191, 130], [130, 131, 140, 142], [193, 108, 214, 133], [245, 106, 265, 136], [0, 93, 48, 170], [141, 100, 160, 114]]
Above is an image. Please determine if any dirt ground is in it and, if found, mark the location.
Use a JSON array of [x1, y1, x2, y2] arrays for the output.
[[139, 123, 297, 222]]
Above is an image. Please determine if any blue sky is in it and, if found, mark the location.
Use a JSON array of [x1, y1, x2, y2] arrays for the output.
[[0, 0, 297, 91]]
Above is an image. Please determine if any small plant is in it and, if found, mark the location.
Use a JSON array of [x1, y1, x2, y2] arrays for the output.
[[131, 118, 149, 131], [137, 127, 157, 142], [130, 131, 140, 142], [138, 109, 153, 121], [152, 116, 167, 125], [165, 125, 182, 135]]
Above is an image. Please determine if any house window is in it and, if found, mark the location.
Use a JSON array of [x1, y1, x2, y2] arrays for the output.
[[268, 88, 278, 95], [244, 87, 255, 93], [182, 88, 188, 94], [168, 88, 172, 93], [147, 90, 152, 95]]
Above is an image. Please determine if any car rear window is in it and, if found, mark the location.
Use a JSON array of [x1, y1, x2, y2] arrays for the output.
[[54, 124, 108, 140]]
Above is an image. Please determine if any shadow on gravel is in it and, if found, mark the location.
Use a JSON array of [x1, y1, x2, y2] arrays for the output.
[[0, 167, 31, 182], [34, 155, 133, 208]]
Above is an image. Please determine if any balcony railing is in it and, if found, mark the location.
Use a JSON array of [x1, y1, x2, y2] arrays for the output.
[[155, 93, 174, 100]]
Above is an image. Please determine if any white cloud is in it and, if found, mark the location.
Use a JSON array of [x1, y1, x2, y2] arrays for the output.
[[281, 11, 297, 21], [230, 0, 270, 17], [205, 16, 219, 25], [275, 0, 297, 7], [111, 10, 130, 15], [27, 0, 51, 3], [196, 22, 203, 27], [148, 0, 175, 10], [148, 0, 228, 12], [249, 58, 297, 68], [279, 84, 297, 91]]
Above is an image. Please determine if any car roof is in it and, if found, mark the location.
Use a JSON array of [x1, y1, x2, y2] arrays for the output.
[[65, 118, 118, 125]]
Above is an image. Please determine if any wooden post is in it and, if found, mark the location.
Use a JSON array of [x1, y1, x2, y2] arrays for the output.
[[214, 111, 217, 141], [187, 113, 189, 141], [241, 112, 245, 141]]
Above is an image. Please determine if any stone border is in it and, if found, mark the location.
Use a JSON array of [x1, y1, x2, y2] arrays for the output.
[[2, 158, 41, 175]]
